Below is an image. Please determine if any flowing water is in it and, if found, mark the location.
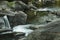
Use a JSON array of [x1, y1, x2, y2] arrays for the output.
[[13, 8, 60, 36], [13, 25, 33, 36]]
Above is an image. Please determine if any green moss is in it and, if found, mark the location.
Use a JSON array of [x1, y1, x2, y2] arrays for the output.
[[26, 10, 37, 23], [37, 11, 48, 16], [35, 2, 43, 8], [7, 2, 15, 7], [54, 0, 60, 7]]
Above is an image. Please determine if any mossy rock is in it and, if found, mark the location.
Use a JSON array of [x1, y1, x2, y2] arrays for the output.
[[26, 10, 49, 24], [33, 2, 43, 8], [26, 10, 37, 23]]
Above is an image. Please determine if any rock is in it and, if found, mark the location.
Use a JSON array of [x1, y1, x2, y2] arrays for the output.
[[27, 25, 45, 30], [7, 11, 27, 27], [0, 1, 8, 9], [15, 1, 29, 11], [25, 30, 56, 40], [15, 32, 25, 37], [25, 19, 60, 40], [0, 18, 5, 29], [26, 10, 58, 24], [20, 37, 26, 40], [25, 26, 59, 40], [0, 1, 16, 12], [0, 9, 27, 27], [0, 9, 15, 16]]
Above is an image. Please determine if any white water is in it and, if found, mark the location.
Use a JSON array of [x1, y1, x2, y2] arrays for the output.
[[13, 24, 33, 36], [13, 24, 47, 36], [13, 8, 60, 36]]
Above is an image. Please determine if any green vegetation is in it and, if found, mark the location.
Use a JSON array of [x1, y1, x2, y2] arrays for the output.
[[7, 2, 15, 7], [54, 0, 60, 7], [36, 11, 48, 16]]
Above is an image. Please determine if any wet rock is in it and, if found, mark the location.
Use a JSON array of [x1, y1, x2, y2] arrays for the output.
[[15, 32, 25, 37], [25, 24, 59, 40], [20, 37, 26, 40], [0, 9, 27, 27], [25, 30, 56, 40], [27, 26, 37, 30], [8, 11, 27, 27], [25, 19, 60, 40], [27, 10, 58, 24], [27, 25, 46, 30], [0, 9, 15, 16]]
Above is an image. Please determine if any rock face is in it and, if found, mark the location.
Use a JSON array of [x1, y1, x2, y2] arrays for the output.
[[25, 30, 56, 40], [8, 11, 27, 27], [0, 9, 27, 27], [0, 1, 28, 27], [25, 19, 60, 40], [25, 30, 60, 40]]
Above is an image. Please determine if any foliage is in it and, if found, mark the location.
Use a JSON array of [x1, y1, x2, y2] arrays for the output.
[[36, 11, 48, 16], [7, 2, 15, 7], [54, 0, 60, 7]]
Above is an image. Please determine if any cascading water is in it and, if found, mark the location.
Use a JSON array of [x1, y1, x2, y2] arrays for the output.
[[3, 15, 11, 29], [13, 25, 33, 36], [13, 8, 60, 36]]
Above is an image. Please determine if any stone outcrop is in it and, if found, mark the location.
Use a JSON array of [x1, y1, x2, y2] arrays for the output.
[[7, 11, 27, 27], [0, 9, 27, 27], [25, 19, 60, 40]]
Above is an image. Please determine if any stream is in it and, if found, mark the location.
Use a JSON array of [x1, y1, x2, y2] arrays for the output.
[[13, 25, 33, 36], [13, 8, 60, 36]]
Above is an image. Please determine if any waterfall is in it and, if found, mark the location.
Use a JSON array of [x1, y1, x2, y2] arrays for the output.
[[3, 15, 11, 29]]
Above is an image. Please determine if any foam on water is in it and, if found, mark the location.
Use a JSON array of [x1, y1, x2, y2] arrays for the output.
[[13, 25, 33, 36]]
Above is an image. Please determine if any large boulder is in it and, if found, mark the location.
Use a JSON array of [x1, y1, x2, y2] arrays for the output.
[[0, 9, 27, 27], [25, 30, 56, 40], [7, 11, 27, 27], [25, 19, 60, 40], [25, 29, 60, 40]]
